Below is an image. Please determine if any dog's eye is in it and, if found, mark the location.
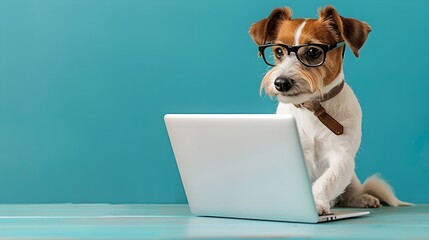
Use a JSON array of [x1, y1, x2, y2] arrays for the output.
[[274, 47, 284, 59], [306, 47, 322, 59]]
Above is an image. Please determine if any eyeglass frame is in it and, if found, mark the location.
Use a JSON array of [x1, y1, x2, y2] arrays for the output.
[[258, 41, 345, 67]]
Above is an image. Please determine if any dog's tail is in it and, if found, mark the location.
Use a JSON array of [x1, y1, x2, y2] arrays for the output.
[[362, 174, 413, 206]]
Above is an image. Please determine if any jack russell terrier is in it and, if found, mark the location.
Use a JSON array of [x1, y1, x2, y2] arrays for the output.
[[249, 6, 411, 215]]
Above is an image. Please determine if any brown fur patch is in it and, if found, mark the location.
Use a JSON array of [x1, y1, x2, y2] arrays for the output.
[[276, 19, 306, 45], [318, 6, 371, 57], [249, 7, 292, 45]]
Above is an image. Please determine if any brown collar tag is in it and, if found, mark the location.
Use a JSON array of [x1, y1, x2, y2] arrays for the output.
[[294, 81, 345, 135], [312, 103, 344, 135]]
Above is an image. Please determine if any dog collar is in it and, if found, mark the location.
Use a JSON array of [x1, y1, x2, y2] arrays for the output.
[[294, 81, 345, 135]]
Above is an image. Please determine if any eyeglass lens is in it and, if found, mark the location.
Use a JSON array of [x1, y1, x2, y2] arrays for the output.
[[262, 45, 325, 67]]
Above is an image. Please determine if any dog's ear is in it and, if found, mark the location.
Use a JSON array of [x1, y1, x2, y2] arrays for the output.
[[318, 6, 371, 57], [249, 7, 292, 45]]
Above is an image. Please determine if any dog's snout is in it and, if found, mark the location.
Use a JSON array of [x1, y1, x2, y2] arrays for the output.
[[274, 78, 295, 92]]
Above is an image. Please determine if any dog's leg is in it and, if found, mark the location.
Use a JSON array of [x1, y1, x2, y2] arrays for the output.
[[312, 148, 355, 215], [335, 173, 381, 208]]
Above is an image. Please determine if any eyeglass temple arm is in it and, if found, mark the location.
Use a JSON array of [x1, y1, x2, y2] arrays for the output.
[[328, 41, 346, 50], [328, 41, 346, 59]]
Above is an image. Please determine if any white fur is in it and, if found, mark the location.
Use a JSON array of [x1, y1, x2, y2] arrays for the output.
[[294, 21, 306, 45], [274, 69, 411, 214], [277, 72, 360, 213], [362, 175, 413, 207]]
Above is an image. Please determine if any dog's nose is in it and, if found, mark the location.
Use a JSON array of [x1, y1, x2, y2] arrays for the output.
[[274, 78, 294, 92]]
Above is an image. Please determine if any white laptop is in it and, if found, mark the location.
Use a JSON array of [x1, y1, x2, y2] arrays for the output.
[[164, 114, 369, 223]]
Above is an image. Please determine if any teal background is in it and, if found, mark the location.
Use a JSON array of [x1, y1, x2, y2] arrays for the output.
[[0, 0, 427, 203]]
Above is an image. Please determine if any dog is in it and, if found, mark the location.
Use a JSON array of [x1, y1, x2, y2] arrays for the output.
[[249, 6, 411, 215]]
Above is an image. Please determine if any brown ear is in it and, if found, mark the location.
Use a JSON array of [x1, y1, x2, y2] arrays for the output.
[[249, 7, 292, 45], [318, 6, 371, 57]]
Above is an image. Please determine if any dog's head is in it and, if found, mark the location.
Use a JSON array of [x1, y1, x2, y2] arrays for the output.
[[249, 6, 370, 104]]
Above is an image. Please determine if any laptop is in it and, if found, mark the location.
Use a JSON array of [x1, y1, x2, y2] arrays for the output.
[[164, 114, 369, 223]]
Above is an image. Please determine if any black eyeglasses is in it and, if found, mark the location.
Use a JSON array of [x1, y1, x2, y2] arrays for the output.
[[258, 41, 345, 67]]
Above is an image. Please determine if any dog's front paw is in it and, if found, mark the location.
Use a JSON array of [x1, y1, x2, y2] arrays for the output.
[[315, 199, 331, 215]]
